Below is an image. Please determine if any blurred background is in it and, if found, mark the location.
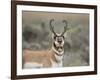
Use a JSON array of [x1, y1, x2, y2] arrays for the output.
[[22, 11, 89, 67]]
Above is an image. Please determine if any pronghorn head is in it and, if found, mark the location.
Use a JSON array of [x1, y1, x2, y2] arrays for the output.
[[50, 19, 68, 53]]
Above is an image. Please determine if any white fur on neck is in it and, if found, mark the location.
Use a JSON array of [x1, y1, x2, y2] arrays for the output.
[[52, 46, 64, 55], [52, 46, 64, 62], [50, 59, 62, 67]]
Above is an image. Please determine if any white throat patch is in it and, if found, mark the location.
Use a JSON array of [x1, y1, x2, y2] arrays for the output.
[[52, 46, 64, 56]]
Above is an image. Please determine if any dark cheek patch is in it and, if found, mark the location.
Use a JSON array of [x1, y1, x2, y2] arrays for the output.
[[62, 36, 65, 39], [54, 36, 57, 40]]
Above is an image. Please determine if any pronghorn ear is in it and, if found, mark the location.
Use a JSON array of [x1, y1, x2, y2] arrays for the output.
[[62, 33, 66, 39], [52, 33, 56, 39], [51, 33, 54, 39], [62, 35, 65, 39]]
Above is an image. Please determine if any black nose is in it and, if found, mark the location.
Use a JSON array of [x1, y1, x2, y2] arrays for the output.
[[58, 40, 62, 43]]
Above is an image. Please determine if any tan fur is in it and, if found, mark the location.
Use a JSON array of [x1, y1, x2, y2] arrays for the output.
[[23, 49, 58, 68]]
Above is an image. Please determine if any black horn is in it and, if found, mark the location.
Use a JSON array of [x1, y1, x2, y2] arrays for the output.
[[50, 19, 56, 35], [61, 20, 68, 36]]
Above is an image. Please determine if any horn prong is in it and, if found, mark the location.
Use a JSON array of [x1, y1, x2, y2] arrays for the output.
[[50, 19, 56, 35], [61, 20, 68, 35]]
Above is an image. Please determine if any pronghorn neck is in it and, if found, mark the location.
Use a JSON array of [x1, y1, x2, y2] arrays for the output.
[[53, 43, 64, 56], [50, 44, 64, 63]]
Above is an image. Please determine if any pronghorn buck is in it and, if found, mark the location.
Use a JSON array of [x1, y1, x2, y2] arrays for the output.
[[23, 19, 68, 68]]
